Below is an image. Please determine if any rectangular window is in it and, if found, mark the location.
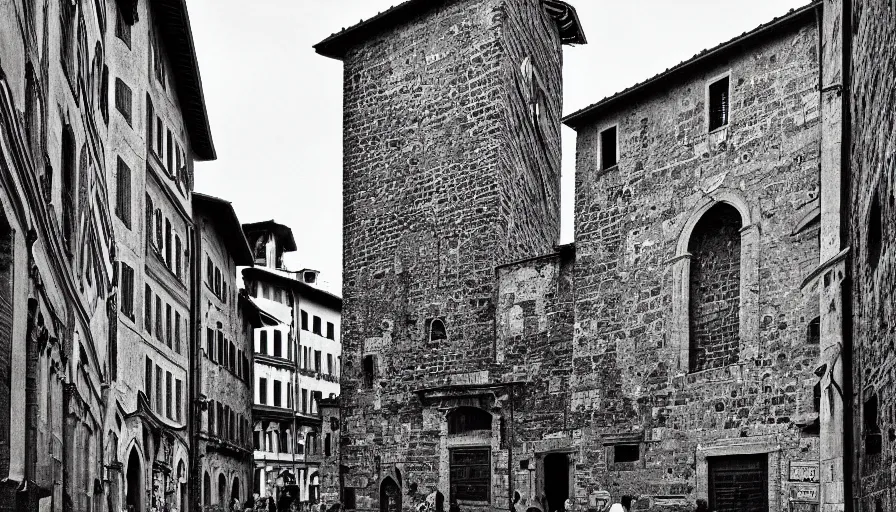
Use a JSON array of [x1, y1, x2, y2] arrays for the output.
[[273, 380, 282, 407], [175, 379, 182, 422], [145, 194, 154, 250], [208, 400, 215, 434], [166, 129, 173, 173], [174, 236, 182, 278], [174, 311, 181, 354], [362, 355, 375, 389], [164, 218, 172, 266], [286, 383, 293, 409], [155, 209, 163, 252], [600, 126, 617, 170], [207, 256, 213, 287], [155, 296, 162, 339], [115, 157, 132, 227], [326, 322, 335, 340], [301, 389, 308, 413], [165, 304, 172, 348], [229, 342, 235, 372], [156, 117, 163, 156], [144, 284, 152, 333], [260, 330, 268, 354], [301, 310, 308, 331], [450, 448, 491, 502], [119, 262, 134, 318], [314, 350, 322, 372], [613, 444, 640, 463], [145, 95, 154, 151], [145, 356, 153, 403], [313, 316, 322, 335], [327, 354, 333, 375], [114, 78, 132, 125], [155, 365, 163, 412], [259, 378, 267, 405], [115, 6, 131, 48], [708, 76, 730, 131], [217, 331, 225, 365], [273, 331, 281, 358], [165, 371, 172, 419]]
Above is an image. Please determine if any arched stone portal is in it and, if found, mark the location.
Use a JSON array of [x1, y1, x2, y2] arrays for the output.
[[125, 447, 142, 512], [380, 477, 401, 512]]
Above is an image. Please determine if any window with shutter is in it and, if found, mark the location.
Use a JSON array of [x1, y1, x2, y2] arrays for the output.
[[164, 219, 172, 266], [115, 6, 131, 48], [165, 371, 172, 419], [165, 303, 172, 348], [145, 95, 154, 149], [175, 379, 182, 422], [145, 194, 154, 250], [119, 262, 134, 318], [145, 357, 153, 403], [708, 76, 730, 131], [155, 296, 162, 337], [175, 236, 182, 278], [144, 285, 152, 333], [175, 311, 181, 354], [114, 78, 132, 125], [116, 157, 131, 227], [206, 327, 214, 361], [155, 365, 163, 411]]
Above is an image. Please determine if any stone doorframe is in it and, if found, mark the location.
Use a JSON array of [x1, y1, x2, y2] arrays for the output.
[[669, 190, 760, 373], [695, 435, 781, 511]]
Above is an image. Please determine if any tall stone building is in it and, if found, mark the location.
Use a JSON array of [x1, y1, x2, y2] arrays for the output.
[[0, 0, 118, 509], [0, 0, 224, 510], [193, 193, 258, 510], [849, 1, 896, 511], [243, 221, 343, 506], [314, 0, 863, 511]]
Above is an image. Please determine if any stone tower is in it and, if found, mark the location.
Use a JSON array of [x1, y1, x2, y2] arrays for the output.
[[315, 1, 584, 510]]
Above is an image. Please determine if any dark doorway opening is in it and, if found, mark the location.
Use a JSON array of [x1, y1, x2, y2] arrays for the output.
[[543, 453, 570, 512], [380, 477, 401, 512], [125, 448, 142, 512], [708, 454, 768, 512]]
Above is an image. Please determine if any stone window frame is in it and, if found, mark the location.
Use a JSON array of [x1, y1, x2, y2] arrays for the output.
[[438, 406, 497, 507], [669, 192, 759, 374], [694, 435, 781, 511], [598, 123, 619, 171], [706, 70, 732, 133]]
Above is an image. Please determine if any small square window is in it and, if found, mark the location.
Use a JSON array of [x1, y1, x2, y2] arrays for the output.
[[708, 76, 730, 131], [600, 126, 617, 170], [614, 444, 640, 463]]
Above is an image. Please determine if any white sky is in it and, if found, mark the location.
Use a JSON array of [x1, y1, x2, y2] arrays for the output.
[[190, 0, 809, 295]]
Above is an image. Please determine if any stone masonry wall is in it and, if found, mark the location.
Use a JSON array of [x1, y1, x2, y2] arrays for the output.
[[688, 203, 742, 372], [338, 1, 566, 510], [571, 19, 823, 508], [849, 1, 896, 510]]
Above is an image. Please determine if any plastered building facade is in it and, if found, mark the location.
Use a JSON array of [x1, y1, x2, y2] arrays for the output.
[[314, 0, 870, 511], [242, 222, 343, 507]]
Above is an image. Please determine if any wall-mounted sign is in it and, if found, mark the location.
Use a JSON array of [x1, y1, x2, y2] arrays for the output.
[[789, 484, 820, 503], [789, 461, 820, 483]]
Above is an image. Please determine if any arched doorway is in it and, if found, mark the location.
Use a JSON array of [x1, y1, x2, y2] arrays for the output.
[[218, 474, 227, 506], [231, 477, 241, 507], [203, 472, 211, 507], [125, 447, 142, 512], [177, 460, 187, 512], [380, 477, 401, 512]]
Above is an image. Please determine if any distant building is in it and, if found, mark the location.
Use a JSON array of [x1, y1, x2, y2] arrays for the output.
[[193, 193, 259, 510], [243, 221, 342, 506]]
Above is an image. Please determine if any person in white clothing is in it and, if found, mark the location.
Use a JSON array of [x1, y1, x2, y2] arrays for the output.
[[607, 505, 625, 512]]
